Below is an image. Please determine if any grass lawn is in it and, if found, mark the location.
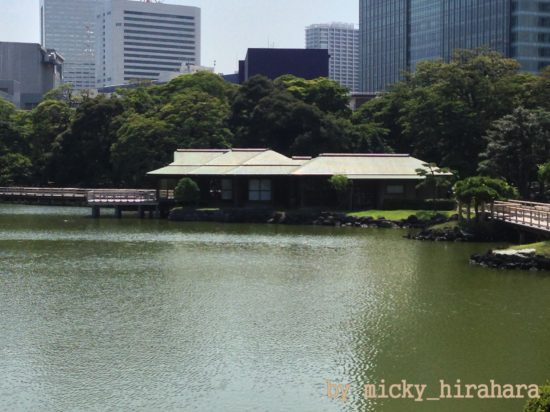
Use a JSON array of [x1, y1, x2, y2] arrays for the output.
[[348, 209, 455, 221], [510, 241, 550, 257], [427, 220, 460, 230]]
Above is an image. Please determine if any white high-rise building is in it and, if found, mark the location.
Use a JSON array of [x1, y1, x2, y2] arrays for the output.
[[306, 23, 360, 92], [40, 0, 99, 90], [96, 0, 201, 88]]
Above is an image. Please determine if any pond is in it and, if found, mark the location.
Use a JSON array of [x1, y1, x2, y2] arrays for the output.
[[0, 205, 548, 411]]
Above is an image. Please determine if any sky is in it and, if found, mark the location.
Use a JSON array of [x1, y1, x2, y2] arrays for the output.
[[0, 0, 358, 74]]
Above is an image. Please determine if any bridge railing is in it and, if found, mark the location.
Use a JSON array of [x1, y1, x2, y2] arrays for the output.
[[492, 201, 550, 231], [86, 189, 158, 205], [503, 199, 550, 212], [0, 187, 88, 199], [158, 189, 175, 200]]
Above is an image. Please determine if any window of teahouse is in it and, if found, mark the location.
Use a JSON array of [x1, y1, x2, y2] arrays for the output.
[[386, 184, 405, 195], [221, 179, 233, 200], [249, 179, 272, 201]]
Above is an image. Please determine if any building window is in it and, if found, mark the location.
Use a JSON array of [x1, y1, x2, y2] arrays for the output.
[[249, 179, 271, 201], [221, 179, 233, 200], [386, 184, 405, 195]]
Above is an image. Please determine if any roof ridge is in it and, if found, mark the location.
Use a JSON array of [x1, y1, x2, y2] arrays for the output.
[[318, 153, 410, 157]]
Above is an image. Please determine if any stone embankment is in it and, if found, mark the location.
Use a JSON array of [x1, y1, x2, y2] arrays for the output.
[[408, 225, 474, 242], [470, 249, 550, 271], [168, 208, 450, 229]]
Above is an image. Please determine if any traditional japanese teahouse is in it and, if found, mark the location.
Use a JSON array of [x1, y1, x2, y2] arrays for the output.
[[147, 149, 445, 209]]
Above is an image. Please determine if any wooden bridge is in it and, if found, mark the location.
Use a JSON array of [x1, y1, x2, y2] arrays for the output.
[[491, 200, 550, 235], [0, 187, 162, 218], [87, 189, 159, 218], [0, 187, 89, 203]]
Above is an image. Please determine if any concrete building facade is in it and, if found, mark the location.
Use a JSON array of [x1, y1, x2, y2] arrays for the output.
[[360, 0, 550, 92], [95, 0, 201, 88], [306, 23, 360, 92], [40, 0, 98, 90], [0, 42, 64, 109]]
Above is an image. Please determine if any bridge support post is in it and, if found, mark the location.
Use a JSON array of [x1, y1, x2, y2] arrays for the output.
[[91, 206, 100, 219], [519, 231, 527, 245], [138, 206, 145, 219], [115, 206, 122, 219]]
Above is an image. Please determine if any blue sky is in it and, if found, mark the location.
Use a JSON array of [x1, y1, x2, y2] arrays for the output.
[[0, 0, 358, 74]]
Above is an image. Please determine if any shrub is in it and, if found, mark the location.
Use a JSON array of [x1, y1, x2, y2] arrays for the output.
[[524, 383, 550, 412], [174, 177, 200, 206], [328, 175, 351, 192]]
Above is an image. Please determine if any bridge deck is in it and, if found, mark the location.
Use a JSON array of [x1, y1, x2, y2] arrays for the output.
[[86, 189, 158, 207], [0, 187, 88, 201], [492, 201, 550, 234]]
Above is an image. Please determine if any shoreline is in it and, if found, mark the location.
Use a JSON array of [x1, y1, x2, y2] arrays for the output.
[[168, 207, 452, 230]]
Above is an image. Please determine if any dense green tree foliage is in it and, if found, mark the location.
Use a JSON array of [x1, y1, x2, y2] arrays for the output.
[[50, 96, 124, 186], [111, 114, 175, 187], [0, 53, 549, 197], [454, 176, 517, 221], [356, 49, 534, 176], [479, 107, 550, 197]]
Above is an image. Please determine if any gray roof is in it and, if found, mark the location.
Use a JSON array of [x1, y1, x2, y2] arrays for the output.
[[148, 149, 308, 177], [148, 150, 445, 179]]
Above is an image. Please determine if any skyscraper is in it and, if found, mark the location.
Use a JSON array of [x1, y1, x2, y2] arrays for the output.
[[360, 0, 550, 92], [95, 0, 201, 88], [306, 23, 360, 92], [40, 0, 99, 90]]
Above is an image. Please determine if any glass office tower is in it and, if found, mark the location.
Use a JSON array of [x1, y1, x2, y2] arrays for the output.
[[359, 0, 409, 93], [360, 0, 550, 92], [40, 0, 99, 90], [511, 0, 550, 72]]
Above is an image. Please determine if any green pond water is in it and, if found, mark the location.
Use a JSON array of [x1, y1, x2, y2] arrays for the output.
[[0, 205, 549, 412]]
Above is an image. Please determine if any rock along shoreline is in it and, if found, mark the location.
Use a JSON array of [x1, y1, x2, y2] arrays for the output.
[[470, 249, 550, 271], [168, 208, 451, 229]]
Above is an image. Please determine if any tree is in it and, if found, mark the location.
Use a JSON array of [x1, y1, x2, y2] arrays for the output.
[[354, 49, 529, 177], [0, 99, 31, 160], [415, 163, 453, 212], [234, 89, 310, 152], [158, 71, 236, 103], [538, 162, 550, 200], [111, 114, 175, 187], [159, 89, 233, 149], [0, 153, 32, 185], [230, 75, 275, 143], [453, 176, 517, 222], [524, 382, 550, 412], [479, 107, 550, 198], [42, 83, 81, 107], [274, 75, 351, 116], [50, 95, 124, 186], [30, 100, 73, 183], [174, 177, 200, 206]]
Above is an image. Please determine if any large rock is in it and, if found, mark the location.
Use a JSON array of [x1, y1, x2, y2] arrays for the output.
[[471, 249, 550, 271]]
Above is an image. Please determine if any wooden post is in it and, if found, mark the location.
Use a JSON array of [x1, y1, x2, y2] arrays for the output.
[[91, 206, 100, 219], [115, 206, 122, 219], [138, 206, 145, 219]]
